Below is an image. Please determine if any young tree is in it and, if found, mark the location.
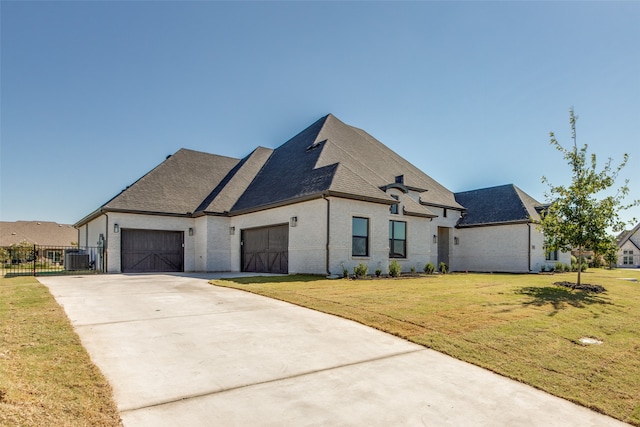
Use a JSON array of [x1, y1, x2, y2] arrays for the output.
[[540, 108, 639, 285]]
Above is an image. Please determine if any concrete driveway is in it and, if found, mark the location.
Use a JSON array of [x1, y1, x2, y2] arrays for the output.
[[39, 274, 628, 426]]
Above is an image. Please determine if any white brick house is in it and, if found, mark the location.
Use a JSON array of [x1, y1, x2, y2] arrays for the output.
[[76, 114, 564, 275]]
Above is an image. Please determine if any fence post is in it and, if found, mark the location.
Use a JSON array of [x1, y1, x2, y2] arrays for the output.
[[33, 244, 37, 276]]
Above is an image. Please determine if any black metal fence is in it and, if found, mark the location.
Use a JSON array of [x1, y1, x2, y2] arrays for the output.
[[1, 245, 105, 277]]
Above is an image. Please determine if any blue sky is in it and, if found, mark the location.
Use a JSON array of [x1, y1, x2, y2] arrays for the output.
[[2, 1, 639, 228]]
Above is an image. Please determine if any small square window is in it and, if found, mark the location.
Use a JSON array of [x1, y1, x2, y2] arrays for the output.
[[390, 195, 399, 215]]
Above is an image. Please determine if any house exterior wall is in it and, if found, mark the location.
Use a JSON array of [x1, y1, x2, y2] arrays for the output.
[[427, 207, 462, 271], [196, 216, 232, 272], [455, 224, 530, 272], [77, 214, 107, 248], [229, 198, 328, 274], [617, 240, 640, 268], [92, 213, 195, 273], [76, 215, 108, 271], [79, 201, 569, 275], [454, 223, 571, 273], [329, 196, 434, 276]]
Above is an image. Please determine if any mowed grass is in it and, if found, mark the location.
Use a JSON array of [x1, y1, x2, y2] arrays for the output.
[[0, 276, 121, 426], [213, 269, 640, 426]]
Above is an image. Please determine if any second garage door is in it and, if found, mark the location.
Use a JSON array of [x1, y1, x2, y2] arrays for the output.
[[121, 229, 184, 273], [241, 224, 288, 274]]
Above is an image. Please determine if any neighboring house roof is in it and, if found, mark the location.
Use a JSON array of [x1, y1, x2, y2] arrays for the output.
[[77, 114, 463, 225], [617, 223, 640, 251], [0, 221, 77, 246], [454, 184, 541, 227]]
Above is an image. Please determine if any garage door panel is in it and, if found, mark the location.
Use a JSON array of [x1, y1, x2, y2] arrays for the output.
[[241, 225, 288, 274], [121, 229, 184, 273]]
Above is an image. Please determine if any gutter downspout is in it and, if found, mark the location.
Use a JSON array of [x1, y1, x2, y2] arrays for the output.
[[323, 194, 331, 276], [104, 213, 109, 274], [527, 223, 532, 272]]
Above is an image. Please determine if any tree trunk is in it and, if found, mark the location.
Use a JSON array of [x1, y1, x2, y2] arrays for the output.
[[577, 246, 583, 286]]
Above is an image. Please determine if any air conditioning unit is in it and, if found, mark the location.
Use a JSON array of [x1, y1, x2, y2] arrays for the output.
[[64, 249, 90, 270]]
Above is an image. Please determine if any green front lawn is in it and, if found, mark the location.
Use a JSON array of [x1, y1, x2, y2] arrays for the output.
[[0, 276, 122, 426], [213, 269, 640, 426]]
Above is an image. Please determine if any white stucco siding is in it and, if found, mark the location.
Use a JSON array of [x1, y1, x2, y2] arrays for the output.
[[230, 199, 328, 275], [103, 213, 195, 273]]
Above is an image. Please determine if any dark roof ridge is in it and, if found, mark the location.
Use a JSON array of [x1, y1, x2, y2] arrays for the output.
[[194, 156, 250, 213], [200, 146, 274, 214], [314, 115, 463, 209], [512, 184, 542, 221], [274, 115, 331, 152]]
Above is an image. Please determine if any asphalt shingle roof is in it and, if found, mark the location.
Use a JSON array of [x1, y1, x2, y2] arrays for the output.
[[233, 114, 463, 212], [196, 147, 273, 214], [81, 114, 464, 222], [0, 221, 77, 246], [454, 184, 541, 227], [103, 148, 240, 215]]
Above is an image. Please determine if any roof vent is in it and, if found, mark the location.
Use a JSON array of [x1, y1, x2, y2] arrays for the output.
[[306, 139, 326, 152]]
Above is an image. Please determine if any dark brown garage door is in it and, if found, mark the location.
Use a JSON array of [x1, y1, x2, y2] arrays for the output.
[[121, 229, 184, 273], [241, 224, 288, 274]]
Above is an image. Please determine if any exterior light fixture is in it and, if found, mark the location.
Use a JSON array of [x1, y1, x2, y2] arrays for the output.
[[433, 235, 437, 244], [229, 227, 235, 235], [454, 237, 459, 245], [290, 216, 298, 227], [114, 224, 120, 233], [188, 228, 194, 236]]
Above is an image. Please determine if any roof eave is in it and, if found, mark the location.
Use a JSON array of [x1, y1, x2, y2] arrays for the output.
[[456, 219, 536, 229], [229, 190, 397, 217], [78, 208, 195, 224], [421, 201, 466, 211], [229, 194, 326, 216], [74, 208, 105, 228], [404, 211, 438, 219]]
